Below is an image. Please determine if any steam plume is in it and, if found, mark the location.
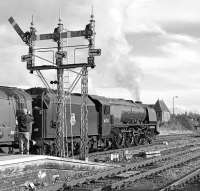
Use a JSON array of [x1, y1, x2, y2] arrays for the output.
[[91, 0, 142, 100]]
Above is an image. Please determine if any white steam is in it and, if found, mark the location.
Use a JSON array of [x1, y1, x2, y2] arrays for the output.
[[91, 0, 142, 100]]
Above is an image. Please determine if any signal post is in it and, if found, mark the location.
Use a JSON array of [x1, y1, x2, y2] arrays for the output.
[[9, 12, 101, 160]]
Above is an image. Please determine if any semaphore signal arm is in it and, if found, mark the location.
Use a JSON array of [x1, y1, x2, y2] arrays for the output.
[[8, 16, 101, 72]]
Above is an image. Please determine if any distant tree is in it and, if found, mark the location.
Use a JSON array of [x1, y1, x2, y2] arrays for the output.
[[174, 113, 199, 130]]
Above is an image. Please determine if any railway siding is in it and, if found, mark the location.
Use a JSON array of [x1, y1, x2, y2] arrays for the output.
[[62, 146, 200, 190], [1, 134, 200, 191], [88, 134, 198, 163], [109, 151, 200, 190], [160, 168, 200, 191]]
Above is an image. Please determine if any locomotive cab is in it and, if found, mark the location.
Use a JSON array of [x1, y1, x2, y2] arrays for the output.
[[145, 107, 159, 135], [89, 95, 111, 137]]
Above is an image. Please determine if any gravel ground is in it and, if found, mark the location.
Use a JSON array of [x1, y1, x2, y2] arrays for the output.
[[55, 135, 200, 191], [0, 167, 108, 191], [175, 179, 200, 191], [121, 156, 200, 191], [104, 138, 200, 167], [91, 135, 200, 191], [69, 142, 200, 191]]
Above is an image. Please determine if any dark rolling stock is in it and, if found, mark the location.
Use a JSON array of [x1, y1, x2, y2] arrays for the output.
[[0, 86, 159, 155], [108, 98, 158, 148], [0, 86, 32, 152], [27, 88, 100, 154]]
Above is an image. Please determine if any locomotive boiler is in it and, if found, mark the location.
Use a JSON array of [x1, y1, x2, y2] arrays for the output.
[[108, 98, 158, 148]]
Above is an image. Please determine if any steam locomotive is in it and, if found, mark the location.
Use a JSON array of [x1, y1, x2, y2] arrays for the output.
[[0, 86, 159, 155]]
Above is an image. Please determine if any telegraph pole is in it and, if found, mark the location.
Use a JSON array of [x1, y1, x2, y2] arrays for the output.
[[172, 96, 178, 117], [8, 12, 101, 159]]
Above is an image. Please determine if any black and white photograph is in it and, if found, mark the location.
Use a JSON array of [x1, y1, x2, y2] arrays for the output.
[[0, 0, 200, 190]]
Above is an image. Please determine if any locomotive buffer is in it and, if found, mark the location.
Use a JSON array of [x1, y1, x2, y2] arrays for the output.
[[8, 12, 101, 160]]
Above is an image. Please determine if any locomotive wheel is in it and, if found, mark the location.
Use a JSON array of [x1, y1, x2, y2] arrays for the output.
[[147, 137, 152, 144], [142, 130, 152, 144], [114, 132, 125, 149], [133, 134, 140, 146], [125, 134, 132, 147], [139, 135, 152, 145], [146, 135, 152, 144], [139, 137, 146, 145], [110, 128, 125, 149]]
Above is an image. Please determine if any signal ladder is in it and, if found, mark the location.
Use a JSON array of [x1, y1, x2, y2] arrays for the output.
[[63, 69, 73, 157], [62, 33, 74, 157]]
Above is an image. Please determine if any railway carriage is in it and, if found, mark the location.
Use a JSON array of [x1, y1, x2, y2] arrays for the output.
[[0, 86, 32, 152]]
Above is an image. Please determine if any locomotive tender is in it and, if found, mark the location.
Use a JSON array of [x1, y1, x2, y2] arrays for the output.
[[0, 86, 159, 154]]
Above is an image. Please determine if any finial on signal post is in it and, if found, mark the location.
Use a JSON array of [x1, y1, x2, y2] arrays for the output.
[[31, 15, 34, 27], [30, 15, 36, 34], [89, 5, 95, 48], [91, 5, 94, 19], [59, 8, 62, 24]]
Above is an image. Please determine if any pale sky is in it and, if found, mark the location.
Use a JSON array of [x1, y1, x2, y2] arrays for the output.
[[1, 0, 200, 113]]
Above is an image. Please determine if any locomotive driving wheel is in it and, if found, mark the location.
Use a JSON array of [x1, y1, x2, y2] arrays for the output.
[[146, 130, 153, 144], [125, 133, 132, 147], [114, 132, 125, 149], [133, 133, 140, 146], [111, 128, 126, 149]]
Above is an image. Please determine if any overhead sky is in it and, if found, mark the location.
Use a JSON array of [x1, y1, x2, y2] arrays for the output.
[[1, 0, 200, 113]]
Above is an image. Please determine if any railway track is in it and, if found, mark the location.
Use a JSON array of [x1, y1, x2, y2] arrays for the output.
[[160, 168, 200, 191], [123, 153, 200, 191], [87, 133, 197, 162], [3, 144, 197, 191], [61, 146, 200, 191], [1, 134, 198, 191]]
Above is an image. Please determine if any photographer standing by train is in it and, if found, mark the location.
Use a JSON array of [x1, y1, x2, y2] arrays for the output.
[[17, 108, 34, 155]]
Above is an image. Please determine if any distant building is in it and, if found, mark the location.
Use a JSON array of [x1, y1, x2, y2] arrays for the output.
[[154, 99, 170, 123]]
